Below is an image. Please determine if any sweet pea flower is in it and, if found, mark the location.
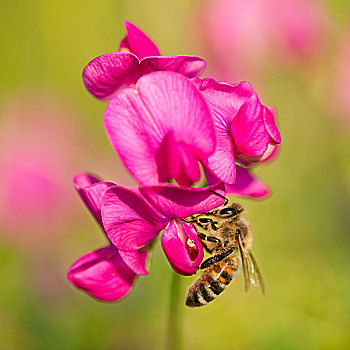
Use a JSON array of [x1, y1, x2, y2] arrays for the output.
[[104, 71, 216, 186], [68, 245, 147, 302], [0, 92, 83, 243], [68, 173, 148, 301], [83, 21, 206, 100], [102, 182, 225, 275], [194, 77, 280, 197]]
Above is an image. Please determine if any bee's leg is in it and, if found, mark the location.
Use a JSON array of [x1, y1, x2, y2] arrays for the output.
[[198, 247, 235, 270], [189, 217, 218, 231], [197, 232, 221, 243], [187, 220, 220, 246]]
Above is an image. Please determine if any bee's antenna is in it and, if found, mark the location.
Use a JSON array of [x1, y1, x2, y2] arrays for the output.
[[210, 190, 229, 206]]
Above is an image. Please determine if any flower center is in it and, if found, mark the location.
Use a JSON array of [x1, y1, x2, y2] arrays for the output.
[[155, 130, 201, 186], [186, 237, 198, 261]]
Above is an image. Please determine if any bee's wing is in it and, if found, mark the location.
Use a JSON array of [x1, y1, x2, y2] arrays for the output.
[[237, 234, 250, 292], [237, 235, 265, 294], [247, 251, 265, 295]]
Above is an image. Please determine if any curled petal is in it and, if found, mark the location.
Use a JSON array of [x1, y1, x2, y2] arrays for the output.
[[225, 166, 269, 198], [102, 186, 164, 251], [73, 173, 101, 189], [231, 98, 270, 157], [82, 52, 140, 100], [140, 182, 225, 219], [236, 141, 278, 162], [194, 79, 257, 184], [73, 173, 115, 225], [263, 106, 281, 144], [67, 245, 139, 302], [262, 143, 280, 163], [119, 20, 161, 59], [161, 220, 204, 275], [118, 249, 149, 275], [140, 56, 206, 78], [104, 71, 215, 186]]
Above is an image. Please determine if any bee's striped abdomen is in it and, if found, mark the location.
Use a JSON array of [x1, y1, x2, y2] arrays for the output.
[[186, 259, 239, 307]]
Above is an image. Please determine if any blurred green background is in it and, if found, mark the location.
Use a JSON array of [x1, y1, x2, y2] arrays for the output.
[[0, 0, 350, 349]]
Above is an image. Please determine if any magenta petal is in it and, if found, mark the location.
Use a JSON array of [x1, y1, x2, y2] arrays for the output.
[[195, 79, 257, 183], [204, 130, 236, 184], [129, 71, 215, 159], [231, 99, 270, 157], [73, 173, 101, 188], [67, 245, 137, 302], [118, 249, 148, 275], [263, 143, 280, 163], [140, 182, 225, 219], [225, 166, 269, 198], [101, 186, 164, 250], [104, 87, 158, 185], [119, 21, 161, 60], [194, 78, 257, 114], [82, 52, 140, 100], [174, 142, 201, 186], [156, 131, 201, 186], [263, 106, 281, 144], [73, 173, 115, 225], [204, 166, 222, 187], [161, 220, 204, 275], [140, 56, 206, 78], [104, 71, 215, 185]]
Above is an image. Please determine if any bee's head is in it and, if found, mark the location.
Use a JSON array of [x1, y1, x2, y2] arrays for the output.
[[234, 218, 252, 249]]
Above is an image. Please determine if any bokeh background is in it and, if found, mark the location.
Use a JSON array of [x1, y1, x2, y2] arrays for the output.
[[1, 0, 350, 349]]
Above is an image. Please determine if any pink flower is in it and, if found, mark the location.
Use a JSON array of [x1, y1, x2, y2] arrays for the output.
[[102, 182, 225, 275], [104, 71, 216, 186], [68, 245, 147, 302], [194, 78, 281, 197], [0, 92, 83, 241], [198, 0, 327, 83], [119, 20, 161, 59], [68, 173, 148, 301], [83, 21, 206, 100]]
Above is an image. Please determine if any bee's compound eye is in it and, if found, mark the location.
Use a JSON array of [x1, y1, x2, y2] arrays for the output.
[[220, 207, 237, 217]]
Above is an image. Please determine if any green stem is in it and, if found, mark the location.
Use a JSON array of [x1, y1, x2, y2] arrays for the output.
[[167, 270, 183, 350]]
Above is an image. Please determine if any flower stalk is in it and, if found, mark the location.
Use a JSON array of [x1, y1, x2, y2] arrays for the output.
[[168, 270, 183, 350]]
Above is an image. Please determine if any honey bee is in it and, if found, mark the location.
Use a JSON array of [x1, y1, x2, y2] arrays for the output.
[[186, 194, 264, 307]]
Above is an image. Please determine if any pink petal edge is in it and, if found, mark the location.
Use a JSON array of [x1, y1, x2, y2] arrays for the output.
[[120, 20, 161, 60], [82, 52, 140, 100], [67, 245, 138, 302], [140, 56, 206, 78], [73, 173, 115, 225]]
